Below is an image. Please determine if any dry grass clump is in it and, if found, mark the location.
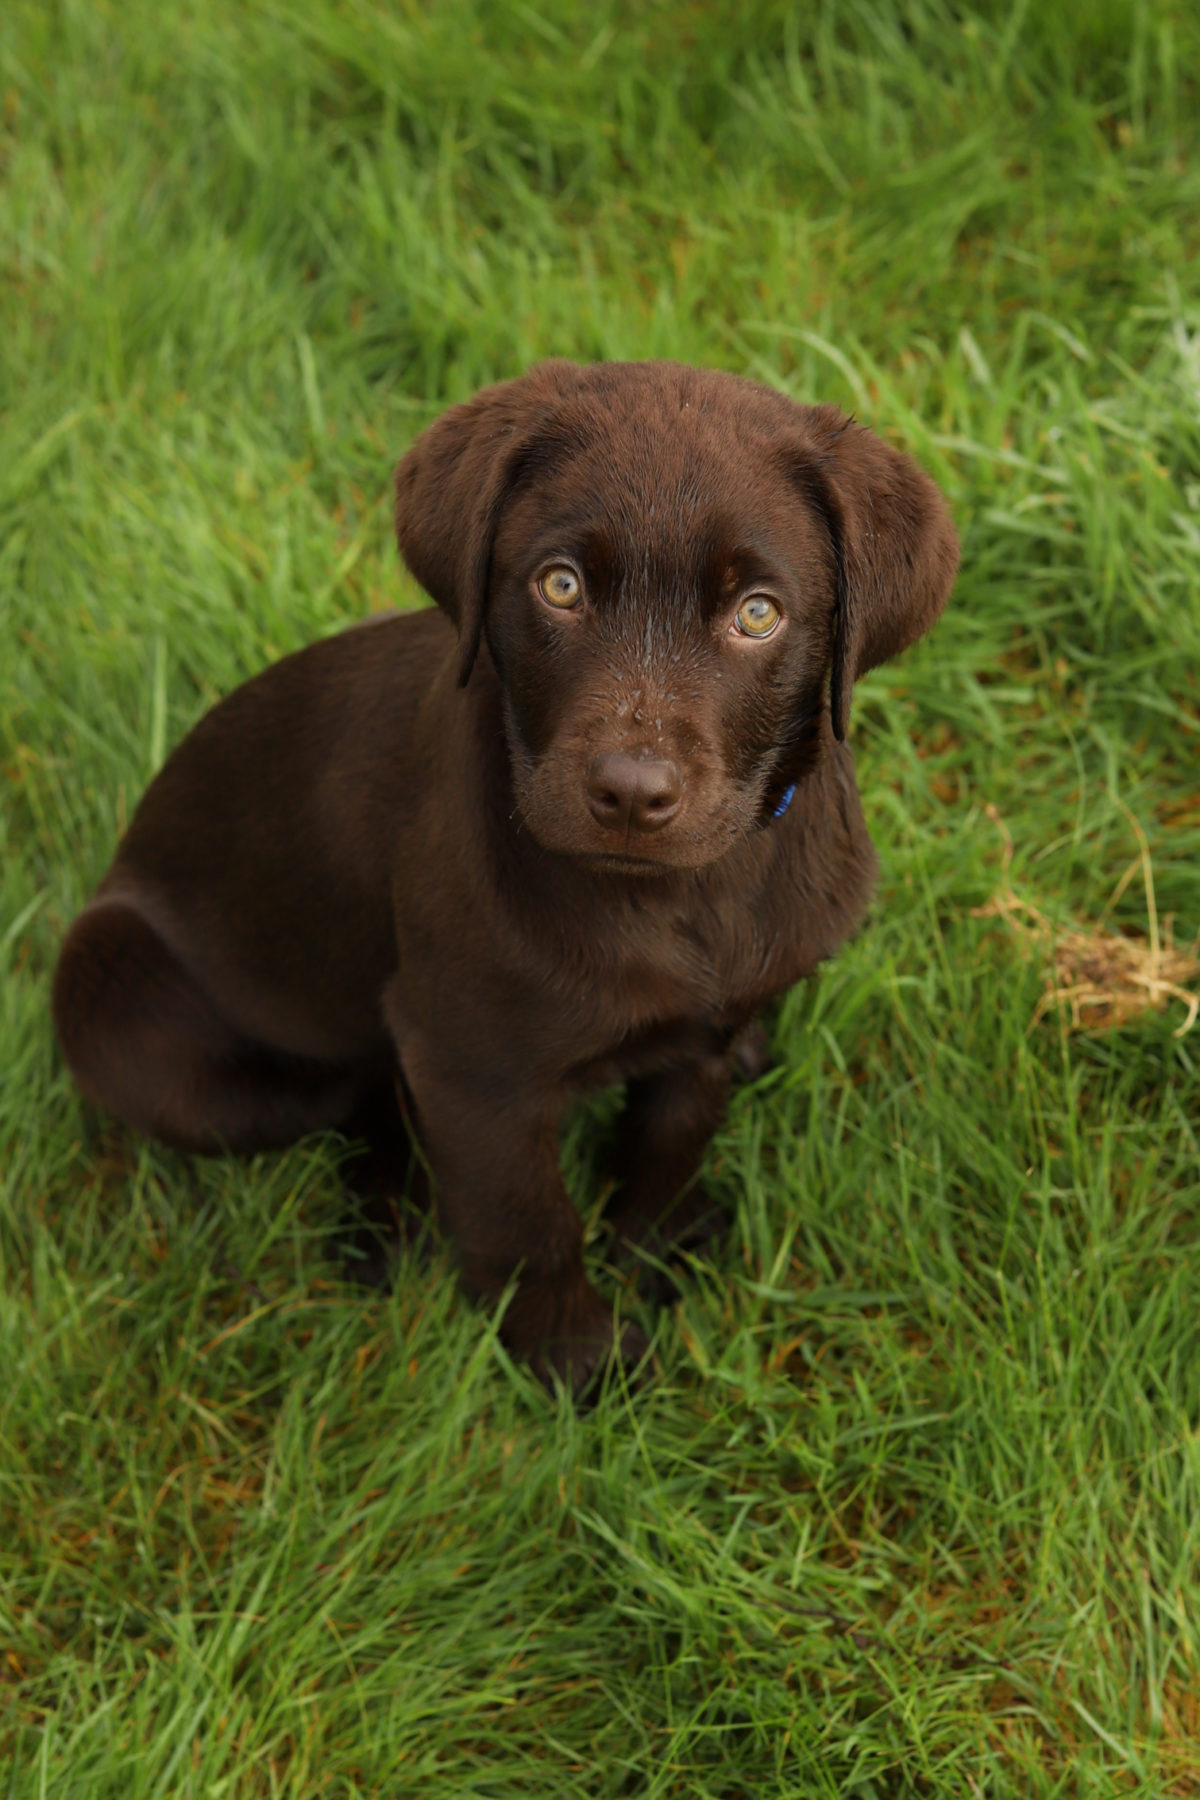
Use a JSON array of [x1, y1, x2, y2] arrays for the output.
[[976, 805, 1200, 1038]]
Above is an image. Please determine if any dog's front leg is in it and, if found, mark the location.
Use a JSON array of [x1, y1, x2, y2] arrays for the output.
[[606, 1048, 739, 1278], [398, 1042, 646, 1392]]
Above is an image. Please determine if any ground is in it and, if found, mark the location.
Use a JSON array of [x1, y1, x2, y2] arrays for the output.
[[2, 2, 1200, 1793]]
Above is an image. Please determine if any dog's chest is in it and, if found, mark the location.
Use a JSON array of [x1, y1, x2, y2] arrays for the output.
[[555, 883, 788, 1075]]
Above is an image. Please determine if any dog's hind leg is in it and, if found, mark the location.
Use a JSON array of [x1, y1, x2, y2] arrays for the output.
[[52, 899, 368, 1154]]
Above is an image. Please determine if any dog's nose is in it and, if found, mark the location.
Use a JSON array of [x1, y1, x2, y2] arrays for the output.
[[586, 753, 682, 834]]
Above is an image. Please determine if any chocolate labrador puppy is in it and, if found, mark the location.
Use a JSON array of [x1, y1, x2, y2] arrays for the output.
[[53, 359, 958, 1390]]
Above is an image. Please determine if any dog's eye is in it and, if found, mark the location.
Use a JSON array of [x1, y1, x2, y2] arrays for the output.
[[537, 566, 582, 609], [733, 596, 781, 638]]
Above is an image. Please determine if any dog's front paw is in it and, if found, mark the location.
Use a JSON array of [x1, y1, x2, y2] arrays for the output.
[[731, 1017, 774, 1084], [503, 1276, 648, 1398], [534, 1317, 650, 1399], [606, 1184, 729, 1299]]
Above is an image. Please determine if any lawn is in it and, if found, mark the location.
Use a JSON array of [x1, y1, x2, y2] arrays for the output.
[[3, 1, 1200, 1792]]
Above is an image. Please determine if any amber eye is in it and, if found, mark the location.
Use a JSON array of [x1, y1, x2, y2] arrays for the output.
[[537, 566, 582, 609], [733, 595, 781, 638]]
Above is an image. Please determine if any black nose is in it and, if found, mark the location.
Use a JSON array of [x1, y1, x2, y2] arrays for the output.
[[586, 753, 683, 834]]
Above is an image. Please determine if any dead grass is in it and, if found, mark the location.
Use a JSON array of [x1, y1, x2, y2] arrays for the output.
[[976, 805, 1200, 1038]]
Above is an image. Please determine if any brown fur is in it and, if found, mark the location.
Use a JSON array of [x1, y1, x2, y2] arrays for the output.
[[52, 359, 958, 1391]]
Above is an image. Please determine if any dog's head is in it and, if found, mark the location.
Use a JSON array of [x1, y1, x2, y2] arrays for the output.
[[394, 360, 958, 874]]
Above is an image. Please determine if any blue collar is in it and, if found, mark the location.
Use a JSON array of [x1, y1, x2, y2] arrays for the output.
[[772, 783, 796, 820]]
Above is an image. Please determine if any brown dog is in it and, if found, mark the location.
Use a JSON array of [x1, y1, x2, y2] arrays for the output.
[[52, 360, 958, 1390]]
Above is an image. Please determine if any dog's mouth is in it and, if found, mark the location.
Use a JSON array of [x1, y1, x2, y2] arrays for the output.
[[572, 817, 751, 875], [576, 848, 678, 877]]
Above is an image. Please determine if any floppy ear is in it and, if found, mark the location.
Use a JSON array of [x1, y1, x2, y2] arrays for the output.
[[393, 362, 579, 686], [793, 406, 959, 741]]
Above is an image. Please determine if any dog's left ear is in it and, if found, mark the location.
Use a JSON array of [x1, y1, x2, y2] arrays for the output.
[[394, 362, 579, 686], [791, 407, 959, 741]]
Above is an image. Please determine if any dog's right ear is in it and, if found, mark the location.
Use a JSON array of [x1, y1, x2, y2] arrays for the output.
[[394, 363, 578, 686]]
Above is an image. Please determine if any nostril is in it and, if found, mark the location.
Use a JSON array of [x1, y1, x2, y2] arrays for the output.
[[594, 789, 622, 816]]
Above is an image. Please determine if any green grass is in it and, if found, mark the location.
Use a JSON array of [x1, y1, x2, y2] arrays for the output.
[[3, 0, 1200, 1791]]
